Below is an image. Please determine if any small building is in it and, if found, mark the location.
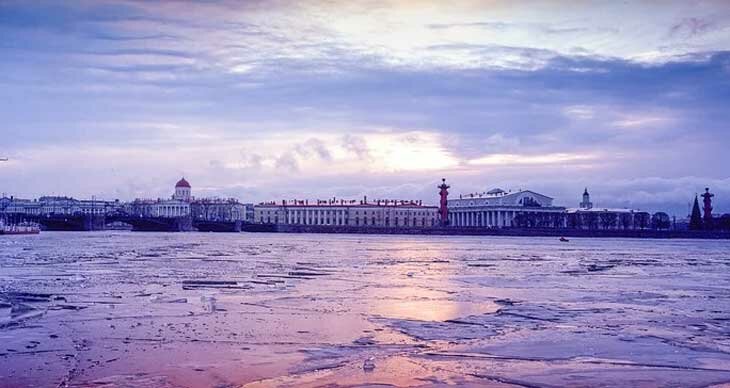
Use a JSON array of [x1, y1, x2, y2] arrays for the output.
[[254, 198, 439, 228]]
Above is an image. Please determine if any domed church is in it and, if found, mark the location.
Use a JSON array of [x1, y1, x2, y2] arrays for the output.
[[173, 177, 192, 202]]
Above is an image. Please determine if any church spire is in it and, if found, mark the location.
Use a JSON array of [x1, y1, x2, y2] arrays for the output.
[[580, 188, 593, 209], [689, 195, 703, 230]]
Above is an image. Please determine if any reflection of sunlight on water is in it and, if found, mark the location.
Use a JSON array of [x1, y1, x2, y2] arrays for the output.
[[366, 239, 498, 321], [371, 298, 498, 321]]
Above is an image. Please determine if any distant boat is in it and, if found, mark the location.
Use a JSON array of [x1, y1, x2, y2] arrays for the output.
[[0, 222, 40, 235], [559, 237, 569, 242]]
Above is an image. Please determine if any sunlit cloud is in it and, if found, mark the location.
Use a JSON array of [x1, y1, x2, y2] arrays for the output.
[[611, 115, 673, 129], [563, 105, 595, 120], [1, 0, 729, 215], [467, 153, 597, 166]]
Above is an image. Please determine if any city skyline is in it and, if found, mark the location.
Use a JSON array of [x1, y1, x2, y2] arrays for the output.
[[1, 1, 729, 216]]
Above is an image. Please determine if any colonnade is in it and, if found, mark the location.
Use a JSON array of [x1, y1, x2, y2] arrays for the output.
[[286, 209, 348, 226], [448, 210, 516, 227], [157, 205, 189, 217]]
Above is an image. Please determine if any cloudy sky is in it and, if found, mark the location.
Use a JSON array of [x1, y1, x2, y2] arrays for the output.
[[1, 0, 729, 216]]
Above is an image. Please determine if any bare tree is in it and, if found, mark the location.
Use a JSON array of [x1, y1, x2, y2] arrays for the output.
[[600, 212, 618, 230]]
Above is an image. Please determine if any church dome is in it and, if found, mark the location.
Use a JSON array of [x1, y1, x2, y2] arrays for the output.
[[175, 177, 191, 188]]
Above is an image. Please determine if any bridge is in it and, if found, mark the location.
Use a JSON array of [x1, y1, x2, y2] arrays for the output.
[[4, 212, 241, 232]]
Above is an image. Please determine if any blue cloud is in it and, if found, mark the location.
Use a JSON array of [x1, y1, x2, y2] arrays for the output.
[[0, 0, 729, 215]]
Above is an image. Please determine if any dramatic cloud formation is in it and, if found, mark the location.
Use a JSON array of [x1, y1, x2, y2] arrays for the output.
[[1, 0, 729, 215]]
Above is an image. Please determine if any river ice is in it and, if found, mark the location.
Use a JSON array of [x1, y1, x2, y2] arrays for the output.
[[1, 232, 729, 387]]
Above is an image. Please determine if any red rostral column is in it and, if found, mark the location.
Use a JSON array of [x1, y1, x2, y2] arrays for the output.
[[701, 187, 714, 224], [438, 178, 450, 226]]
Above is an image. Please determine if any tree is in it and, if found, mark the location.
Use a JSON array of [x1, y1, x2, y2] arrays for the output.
[[689, 196, 703, 230], [651, 212, 671, 230], [567, 212, 582, 229], [720, 214, 730, 231], [584, 212, 599, 230], [619, 213, 632, 229], [551, 213, 566, 228], [599, 212, 618, 230], [513, 213, 528, 228], [635, 212, 650, 229]]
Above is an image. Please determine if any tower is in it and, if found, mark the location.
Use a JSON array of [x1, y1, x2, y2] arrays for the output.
[[701, 187, 714, 226], [689, 195, 702, 230], [173, 177, 191, 202], [580, 188, 593, 209], [438, 178, 450, 226]]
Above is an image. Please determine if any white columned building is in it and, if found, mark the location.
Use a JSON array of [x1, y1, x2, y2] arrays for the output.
[[254, 198, 439, 228], [447, 188, 567, 228]]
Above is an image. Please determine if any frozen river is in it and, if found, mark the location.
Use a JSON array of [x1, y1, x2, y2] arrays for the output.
[[1, 232, 729, 387]]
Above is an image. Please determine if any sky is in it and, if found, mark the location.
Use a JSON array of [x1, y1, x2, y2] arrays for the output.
[[1, 0, 729, 216]]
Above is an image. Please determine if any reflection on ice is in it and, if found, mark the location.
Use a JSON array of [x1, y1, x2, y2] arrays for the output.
[[369, 298, 498, 321], [1, 232, 730, 387]]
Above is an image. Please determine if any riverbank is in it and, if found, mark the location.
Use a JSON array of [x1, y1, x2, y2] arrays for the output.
[[242, 223, 730, 239]]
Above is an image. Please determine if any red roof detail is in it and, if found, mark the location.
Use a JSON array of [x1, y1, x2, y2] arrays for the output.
[[175, 177, 191, 188]]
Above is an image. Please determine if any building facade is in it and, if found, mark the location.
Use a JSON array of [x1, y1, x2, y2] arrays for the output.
[[254, 198, 439, 228], [447, 188, 567, 228], [191, 198, 247, 222], [566, 188, 651, 230], [127, 178, 192, 218], [126, 199, 191, 218], [0, 196, 122, 216]]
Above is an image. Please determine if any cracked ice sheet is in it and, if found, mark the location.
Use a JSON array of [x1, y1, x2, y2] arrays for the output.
[[0, 232, 730, 387]]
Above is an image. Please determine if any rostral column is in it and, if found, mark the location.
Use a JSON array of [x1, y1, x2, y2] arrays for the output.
[[438, 178, 450, 226]]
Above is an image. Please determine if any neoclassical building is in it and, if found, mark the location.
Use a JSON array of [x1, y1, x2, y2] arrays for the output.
[[173, 177, 191, 201], [128, 178, 192, 218], [255, 198, 439, 228], [447, 188, 567, 228], [566, 188, 651, 230]]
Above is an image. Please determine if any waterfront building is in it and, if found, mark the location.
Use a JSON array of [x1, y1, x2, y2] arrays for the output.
[[78, 199, 123, 215], [191, 198, 247, 222], [447, 188, 566, 228], [566, 188, 650, 230], [254, 198, 439, 228], [0, 197, 41, 215], [243, 203, 255, 223], [127, 178, 192, 218], [0, 196, 122, 216], [126, 198, 190, 218]]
